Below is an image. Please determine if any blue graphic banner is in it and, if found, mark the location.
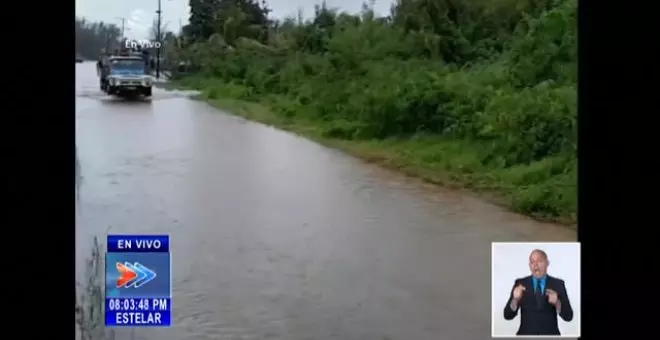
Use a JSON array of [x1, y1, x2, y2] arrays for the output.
[[107, 234, 170, 253], [106, 234, 171, 327], [105, 297, 171, 327]]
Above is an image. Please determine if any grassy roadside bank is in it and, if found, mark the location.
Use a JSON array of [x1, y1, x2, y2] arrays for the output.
[[168, 79, 576, 227], [165, 0, 577, 226]]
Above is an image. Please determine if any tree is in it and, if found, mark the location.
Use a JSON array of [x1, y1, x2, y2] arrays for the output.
[[187, 0, 272, 44], [188, 0, 222, 41], [75, 17, 122, 59], [150, 18, 170, 42]]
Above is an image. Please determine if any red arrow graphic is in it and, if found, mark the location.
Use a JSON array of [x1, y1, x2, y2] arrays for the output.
[[116, 262, 138, 288]]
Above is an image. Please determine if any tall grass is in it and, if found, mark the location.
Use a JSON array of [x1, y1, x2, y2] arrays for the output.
[[76, 237, 116, 340]]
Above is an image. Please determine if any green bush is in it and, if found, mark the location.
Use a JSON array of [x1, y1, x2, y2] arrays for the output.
[[173, 0, 577, 223]]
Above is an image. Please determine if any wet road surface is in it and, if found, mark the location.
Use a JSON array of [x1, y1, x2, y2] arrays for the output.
[[75, 62, 576, 340]]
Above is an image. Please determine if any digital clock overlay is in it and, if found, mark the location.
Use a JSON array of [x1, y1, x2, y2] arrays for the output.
[[105, 234, 172, 327]]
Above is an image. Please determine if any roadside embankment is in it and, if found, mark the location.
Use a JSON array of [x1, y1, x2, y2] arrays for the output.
[[167, 0, 577, 226], [171, 76, 576, 227]]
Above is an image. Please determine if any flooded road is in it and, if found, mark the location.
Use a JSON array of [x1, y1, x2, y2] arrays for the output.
[[75, 62, 576, 340]]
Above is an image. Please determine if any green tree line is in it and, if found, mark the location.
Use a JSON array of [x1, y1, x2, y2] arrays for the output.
[[171, 0, 577, 224], [75, 17, 122, 59]]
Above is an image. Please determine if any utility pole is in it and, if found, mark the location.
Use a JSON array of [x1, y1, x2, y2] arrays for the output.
[[115, 17, 126, 41], [156, 0, 162, 79]]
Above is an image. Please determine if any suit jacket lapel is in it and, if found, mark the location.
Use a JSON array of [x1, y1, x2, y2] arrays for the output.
[[546, 276, 559, 300]]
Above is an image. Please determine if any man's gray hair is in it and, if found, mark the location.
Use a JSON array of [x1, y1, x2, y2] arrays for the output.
[[530, 249, 548, 260]]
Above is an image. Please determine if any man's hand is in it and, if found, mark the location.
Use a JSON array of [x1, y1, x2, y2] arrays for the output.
[[546, 288, 559, 305], [512, 284, 526, 300]]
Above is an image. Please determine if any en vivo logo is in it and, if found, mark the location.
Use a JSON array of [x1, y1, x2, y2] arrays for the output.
[[125, 39, 162, 49]]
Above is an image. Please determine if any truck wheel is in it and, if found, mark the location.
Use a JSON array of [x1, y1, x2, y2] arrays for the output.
[[143, 87, 152, 97], [107, 86, 116, 95]]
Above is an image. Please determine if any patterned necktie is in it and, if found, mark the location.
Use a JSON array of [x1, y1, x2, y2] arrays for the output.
[[534, 280, 543, 307]]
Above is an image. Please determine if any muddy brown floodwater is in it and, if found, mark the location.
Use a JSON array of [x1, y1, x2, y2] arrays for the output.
[[75, 62, 576, 340]]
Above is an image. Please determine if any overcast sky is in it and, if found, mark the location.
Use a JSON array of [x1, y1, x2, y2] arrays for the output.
[[76, 0, 394, 40]]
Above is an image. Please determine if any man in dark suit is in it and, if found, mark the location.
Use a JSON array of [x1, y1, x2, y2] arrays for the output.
[[503, 249, 574, 336]]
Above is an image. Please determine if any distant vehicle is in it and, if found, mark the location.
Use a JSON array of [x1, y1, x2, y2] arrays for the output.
[[99, 56, 152, 97], [76, 55, 83, 63]]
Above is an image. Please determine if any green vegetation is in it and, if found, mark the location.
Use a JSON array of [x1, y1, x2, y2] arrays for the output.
[[170, 0, 577, 225]]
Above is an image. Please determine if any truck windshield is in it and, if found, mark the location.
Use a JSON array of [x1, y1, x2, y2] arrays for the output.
[[111, 59, 144, 72]]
